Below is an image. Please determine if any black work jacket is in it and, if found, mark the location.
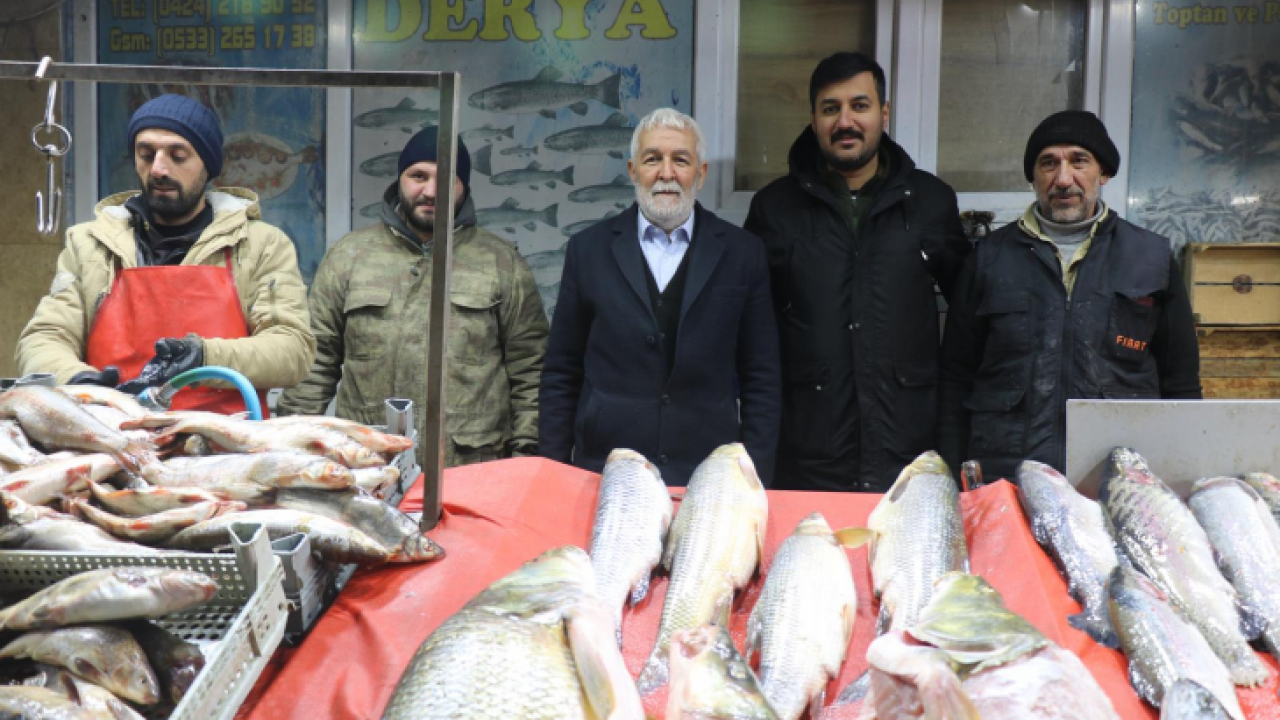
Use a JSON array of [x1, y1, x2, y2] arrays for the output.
[[937, 210, 1202, 480], [745, 129, 970, 492]]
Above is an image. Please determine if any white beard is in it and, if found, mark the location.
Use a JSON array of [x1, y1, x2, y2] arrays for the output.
[[637, 180, 696, 231]]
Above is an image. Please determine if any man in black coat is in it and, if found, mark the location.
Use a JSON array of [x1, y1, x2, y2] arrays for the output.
[[937, 111, 1201, 481], [744, 52, 970, 492], [539, 108, 781, 487]]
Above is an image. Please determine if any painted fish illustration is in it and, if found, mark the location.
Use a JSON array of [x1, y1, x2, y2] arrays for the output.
[[501, 144, 539, 158], [476, 199, 558, 233], [491, 162, 575, 190], [473, 143, 494, 177], [468, 67, 623, 118], [563, 210, 622, 238], [568, 174, 634, 206], [545, 113, 634, 159], [215, 133, 318, 202], [358, 201, 382, 220], [354, 97, 439, 133], [461, 124, 515, 144], [359, 151, 401, 178]]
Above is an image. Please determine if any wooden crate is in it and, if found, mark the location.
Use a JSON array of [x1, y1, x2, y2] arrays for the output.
[[1185, 243, 1280, 327], [1198, 329, 1280, 399]]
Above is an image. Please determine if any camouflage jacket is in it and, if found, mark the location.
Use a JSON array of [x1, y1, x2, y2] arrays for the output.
[[278, 189, 549, 468]]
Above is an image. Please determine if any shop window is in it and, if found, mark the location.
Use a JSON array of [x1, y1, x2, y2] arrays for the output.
[[734, 0, 876, 192], [936, 0, 1087, 192]]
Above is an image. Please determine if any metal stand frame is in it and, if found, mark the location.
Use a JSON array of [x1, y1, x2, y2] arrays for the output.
[[0, 60, 456, 530]]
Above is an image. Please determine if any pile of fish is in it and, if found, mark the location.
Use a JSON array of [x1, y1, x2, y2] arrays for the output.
[[1017, 447, 1280, 718], [0, 385, 442, 567], [0, 565, 219, 717]]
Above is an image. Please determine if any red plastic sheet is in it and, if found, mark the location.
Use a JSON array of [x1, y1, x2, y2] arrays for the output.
[[236, 459, 1280, 720]]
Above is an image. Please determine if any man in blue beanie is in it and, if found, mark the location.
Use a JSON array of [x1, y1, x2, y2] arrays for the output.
[[17, 94, 315, 415], [280, 127, 548, 468]]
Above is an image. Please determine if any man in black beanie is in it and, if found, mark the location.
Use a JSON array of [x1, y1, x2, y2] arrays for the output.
[[937, 110, 1201, 480], [280, 127, 549, 468]]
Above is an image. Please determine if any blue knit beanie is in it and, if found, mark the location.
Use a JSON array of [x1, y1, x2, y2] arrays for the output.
[[398, 127, 471, 195], [128, 94, 224, 179]]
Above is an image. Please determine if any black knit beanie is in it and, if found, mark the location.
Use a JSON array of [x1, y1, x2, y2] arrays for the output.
[[1023, 110, 1120, 182], [128, 94, 224, 179], [399, 127, 471, 197]]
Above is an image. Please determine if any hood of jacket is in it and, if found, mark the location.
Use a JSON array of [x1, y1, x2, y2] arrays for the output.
[[379, 181, 477, 246], [85, 186, 262, 265]]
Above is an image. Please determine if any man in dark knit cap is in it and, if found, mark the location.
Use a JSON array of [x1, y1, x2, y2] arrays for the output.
[[279, 127, 548, 468], [937, 110, 1201, 480], [17, 94, 314, 414]]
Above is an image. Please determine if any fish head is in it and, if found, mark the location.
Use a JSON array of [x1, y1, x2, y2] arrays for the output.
[[151, 569, 220, 606], [0, 490, 40, 525], [1107, 447, 1156, 484], [1243, 472, 1280, 494], [479, 546, 596, 614], [792, 512, 833, 539], [886, 451, 952, 500], [667, 625, 778, 720], [300, 460, 356, 489], [1016, 460, 1068, 489], [910, 572, 1048, 674], [1160, 679, 1233, 720]]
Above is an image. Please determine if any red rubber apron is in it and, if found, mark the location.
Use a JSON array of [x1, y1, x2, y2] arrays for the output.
[[86, 248, 269, 416]]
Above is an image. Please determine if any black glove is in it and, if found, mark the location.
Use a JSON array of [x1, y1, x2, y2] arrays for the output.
[[116, 336, 205, 396], [68, 366, 120, 387]]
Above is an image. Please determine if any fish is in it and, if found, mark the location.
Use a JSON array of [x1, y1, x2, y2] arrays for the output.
[[587, 449, 672, 645], [1241, 471, 1280, 524], [352, 466, 401, 497], [88, 480, 233, 516], [67, 497, 247, 544], [147, 452, 357, 491], [0, 625, 160, 705], [467, 67, 622, 118], [24, 663, 147, 720], [358, 201, 382, 220], [0, 454, 119, 506], [490, 161, 575, 190], [865, 572, 1120, 720], [1099, 447, 1268, 686], [460, 124, 515, 144], [274, 488, 443, 563], [123, 413, 383, 470], [1159, 678, 1234, 720], [0, 685, 102, 719], [476, 199, 558, 233], [667, 624, 779, 720], [122, 620, 205, 705], [0, 420, 45, 467], [78, 404, 153, 444], [261, 415, 413, 455], [358, 151, 401, 178], [745, 513, 856, 720], [1188, 476, 1280, 663], [56, 384, 151, 420], [0, 386, 155, 473], [214, 132, 319, 202], [165, 508, 392, 565], [636, 443, 769, 695], [838, 451, 968, 634], [562, 210, 621, 238], [0, 566, 217, 630], [0, 491, 163, 554], [500, 144, 539, 158], [1016, 460, 1120, 646], [568, 174, 635, 204], [1109, 565, 1245, 719], [353, 97, 438, 132], [544, 113, 634, 159], [382, 546, 643, 720]]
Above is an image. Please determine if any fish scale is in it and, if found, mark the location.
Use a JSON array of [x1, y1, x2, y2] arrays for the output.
[[1099, 447, 1268, 686]]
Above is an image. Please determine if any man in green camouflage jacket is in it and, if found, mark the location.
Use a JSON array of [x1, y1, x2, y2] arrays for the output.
[[278, 128, 548, 467]]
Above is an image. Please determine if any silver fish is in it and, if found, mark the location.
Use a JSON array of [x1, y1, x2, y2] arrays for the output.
[[468, 67, 622, 117], [490, 162, 574, 190], [475, 199, 558, 233], [0, 491, 163, 554], [166, 508, 391, 565], [668, 624, 779, 720], [57, 385, 152, 420], [544, 113, 633, 159], [25, 663, 147, 720], [0, 419, 43, 467], [1017, 460, 1120, 646], [358, 151, 400, 178], [1160, 678, 1234, 720], [0, 386, 155, 473], [123, 620, 204, 706], [636, 443, 769, 695], [87, 480, 232, 516], [0, 685, 101, 719], [123, 413, 382, 470], [1099, 447, 1268, 686], [274, 488, 443, 563], [353, 98, 438, 132], [0, 454, 119, 506], [0, 625, 160, 705], [68, 497, 247, 544], [147, 452, 357, 490], [0, 567, 217, 630], [587, 449, 672, 645], [746, 513, 856, 720], [568, 174, 634, 204], [1109, 565, 1245, 720], [261, 415, 413, 455]]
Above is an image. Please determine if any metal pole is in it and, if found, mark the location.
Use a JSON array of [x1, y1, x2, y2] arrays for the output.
[[420, 72, 460, 531], [0, 60, 442, 89]]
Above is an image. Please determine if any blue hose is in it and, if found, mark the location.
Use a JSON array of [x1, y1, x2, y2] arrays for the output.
[[166, 366, 263, 420]]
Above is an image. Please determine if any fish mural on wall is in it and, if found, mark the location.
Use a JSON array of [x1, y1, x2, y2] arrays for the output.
[[468, 67, 623, 118], [568, 175, 634, 207], [544, 113, 634, 159], [354, 98, 439, 133]]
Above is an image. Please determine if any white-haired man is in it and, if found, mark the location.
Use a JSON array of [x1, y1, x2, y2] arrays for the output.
[[540, 108, 780, 486]]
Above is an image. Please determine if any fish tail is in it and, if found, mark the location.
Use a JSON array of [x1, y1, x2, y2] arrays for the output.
[[562, 166, 575, 185], [543, 203, 559, 228], [598, 71, 623, 109], [1067, 607, 1120, 648], [635, 644, 669, 696]]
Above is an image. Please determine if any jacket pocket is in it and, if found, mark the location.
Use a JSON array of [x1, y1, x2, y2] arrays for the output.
[[1103, 290, 1159, 369], [343, 287, 394, 360], [963, 379, 1030, 464], [893, 360, 939, 453], [450, 430, 506, 465], [780, 362, 831, 458], [450, 281, 501, 366], [976, 292, 1033, 355]]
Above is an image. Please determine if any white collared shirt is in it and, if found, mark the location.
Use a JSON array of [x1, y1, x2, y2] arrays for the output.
[[637, 210, 695, 292]]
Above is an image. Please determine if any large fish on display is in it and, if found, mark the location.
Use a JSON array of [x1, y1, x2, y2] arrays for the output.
[[468, 67, 623, 118], [0, 625, 160, 705], [354, 98, 438, 132], [745, 512, 856, 720], [0, 386, 155, 473], [381, 546, 642, 720], [568, 174, 634, 206], [0, 491, 163, 554], [490, 162, 575, 190], [476, 199, 558, 233], [123, 413, 384, 470], [165, 508, 392, 566], [636, 443, 769, 695], [544, 113, 634, 159], [0, 567, 217, 630], [1099, 447, 1269, 686], [1016, 460, 1120, 646]]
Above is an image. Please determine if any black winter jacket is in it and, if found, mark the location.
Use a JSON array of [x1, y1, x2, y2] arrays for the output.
[[744, 129, 970, 492], [936, 210, 1202, 480]]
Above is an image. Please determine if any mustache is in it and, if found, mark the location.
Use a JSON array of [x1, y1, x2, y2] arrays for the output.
[[148, 179, 180, 191], [648, 181, 684, 196], [830, 129, 864, 143], [1049, 188, 1084, 200]]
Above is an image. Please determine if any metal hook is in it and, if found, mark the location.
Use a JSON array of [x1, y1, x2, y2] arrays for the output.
[[31, 56, 70, 236]]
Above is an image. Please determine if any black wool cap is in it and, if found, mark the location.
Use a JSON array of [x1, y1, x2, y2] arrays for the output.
[[398, 126, 471, 196], [1023, 110, 1120, 182]]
